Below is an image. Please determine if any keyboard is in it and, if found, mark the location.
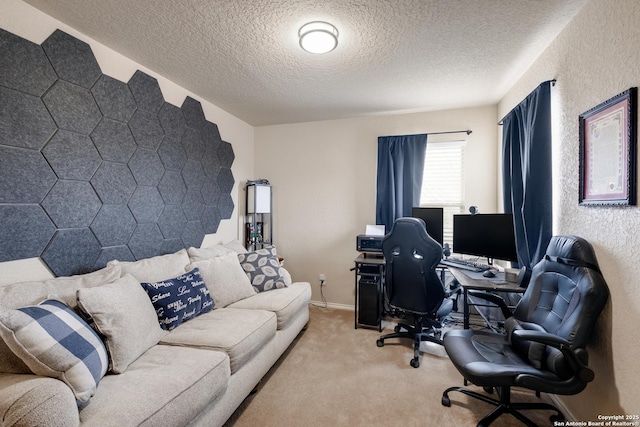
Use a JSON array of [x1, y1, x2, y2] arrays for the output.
[[440, 258, 491, 272]]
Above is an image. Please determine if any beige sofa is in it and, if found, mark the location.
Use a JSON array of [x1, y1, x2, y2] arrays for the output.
[[0, 243, 311, 427]]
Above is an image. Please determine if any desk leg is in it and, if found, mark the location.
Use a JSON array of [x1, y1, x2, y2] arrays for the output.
[[463, 287, 470, 329], [354, 271, 358, 329]]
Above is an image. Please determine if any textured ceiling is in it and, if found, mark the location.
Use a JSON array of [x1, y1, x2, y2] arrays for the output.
[[24, 0, 588, 126]]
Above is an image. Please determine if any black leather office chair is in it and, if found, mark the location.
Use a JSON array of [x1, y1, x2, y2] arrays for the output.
[[376, 217, 451, 368], [442, 235, 609, 426]]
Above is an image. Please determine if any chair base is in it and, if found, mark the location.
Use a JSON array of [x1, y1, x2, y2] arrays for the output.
[[376, 319, 443, 368], [442, 385, 565, 427]]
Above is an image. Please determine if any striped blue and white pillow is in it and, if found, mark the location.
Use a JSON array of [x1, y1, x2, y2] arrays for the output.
[[0, 299, 108, 407]]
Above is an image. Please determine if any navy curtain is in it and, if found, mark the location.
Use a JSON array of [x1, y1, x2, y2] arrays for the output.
[[375, 134, 427, 232], [502, 81, 553, 269]]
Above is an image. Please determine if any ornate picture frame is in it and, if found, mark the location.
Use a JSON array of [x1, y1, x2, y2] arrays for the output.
[[579, 87, 637, 206]]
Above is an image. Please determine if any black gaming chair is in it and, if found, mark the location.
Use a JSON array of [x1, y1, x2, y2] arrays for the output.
[[442, 235, 609, 426], [375, 217, 451, 368]]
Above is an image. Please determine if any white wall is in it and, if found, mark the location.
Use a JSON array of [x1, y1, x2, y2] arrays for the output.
[[254, 105, 498, 306], [0, 0, 254, 285], [499, 0, 640, 419]]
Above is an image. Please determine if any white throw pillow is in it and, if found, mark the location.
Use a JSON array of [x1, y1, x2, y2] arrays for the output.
[[187, 254, 256, 308], [224, 239, 248, 254], [77, 274, 166, 374], [187, 245, 234, 262], [108, 249, 189, 283]]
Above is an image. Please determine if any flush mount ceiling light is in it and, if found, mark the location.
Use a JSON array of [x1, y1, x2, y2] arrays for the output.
[[299, 21, 339, 54]]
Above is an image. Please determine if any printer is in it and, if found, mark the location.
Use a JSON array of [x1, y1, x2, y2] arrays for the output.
[[356, 234, 384, 254]]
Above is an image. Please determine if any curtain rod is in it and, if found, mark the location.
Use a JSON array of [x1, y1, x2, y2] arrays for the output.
[[379, 129, 472, 139], [498, 79, 556, 126]]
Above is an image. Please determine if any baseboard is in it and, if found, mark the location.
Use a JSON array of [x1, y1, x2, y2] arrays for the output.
[[309, 301, 354, 311]]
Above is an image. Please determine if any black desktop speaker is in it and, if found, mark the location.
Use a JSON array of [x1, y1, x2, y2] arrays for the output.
[[358, 278, 379, 326]]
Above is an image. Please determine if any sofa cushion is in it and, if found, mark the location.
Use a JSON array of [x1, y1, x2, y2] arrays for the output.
[[0, 265, 120, 375], [187, 254, 256, 308], [108, 249, 190, 283], [160, 308, 276, 374], [78, 345, 229, 427], [0, 299, 108, 407], [0, 373, 79, 427], [187, 244, 235, 262], [224, 239, 248, 254], [0, 264, 122, 312], [77, 275, 166, 374], [228, 282, 312, 330], [238, 245, 287, 292], [140, 268, 214, 330]]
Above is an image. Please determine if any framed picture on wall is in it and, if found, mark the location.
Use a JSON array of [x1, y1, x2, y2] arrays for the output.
[[579, 87, 637, 206]]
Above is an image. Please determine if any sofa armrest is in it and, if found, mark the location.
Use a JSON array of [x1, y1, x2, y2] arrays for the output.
[[0, 373, 79, 427]]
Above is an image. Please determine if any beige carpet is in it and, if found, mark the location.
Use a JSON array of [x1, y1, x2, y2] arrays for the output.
[[224, 305, 556, 427]]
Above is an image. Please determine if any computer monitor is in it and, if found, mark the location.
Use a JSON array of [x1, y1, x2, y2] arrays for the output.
[[411, 207, 444, 246], [452, 213, 518, 263]]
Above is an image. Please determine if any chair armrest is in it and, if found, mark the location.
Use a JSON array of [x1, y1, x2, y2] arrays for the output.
[[467, 290, 512, 319], [512, 329, 595, 383]]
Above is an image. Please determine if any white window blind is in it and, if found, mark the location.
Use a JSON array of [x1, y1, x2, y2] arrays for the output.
[[419, 141, 465, 245]]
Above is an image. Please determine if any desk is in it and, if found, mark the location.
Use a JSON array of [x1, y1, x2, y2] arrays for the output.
[[352, 254, 385, 330], [447, 267, 525, 329]]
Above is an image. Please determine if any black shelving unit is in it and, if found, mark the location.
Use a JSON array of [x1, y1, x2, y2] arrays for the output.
[[245, 182, 272, 251]]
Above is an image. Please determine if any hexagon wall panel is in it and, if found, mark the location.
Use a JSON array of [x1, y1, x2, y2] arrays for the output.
[[91, 205, 136, 247], [0, 205, 56, 262], [128, 108, 164, 150], [42, 180, 101, 229], [158, 102, 186, 140], [182, 96, 206, 130], [129, 149, 165, 186], [43, 80, 101, 134], [158, 137, 187, 171], [41, 228, 101, 276], [128, 70, 163, 113], [157, 205, 187, 239], [94, 246, 135, 269], [158, 170, 187, 205], [0, 145, 57, 203], [42, 30, 101, 89], [0, 29, 57, 97], [91, 75, 137, 122], [42, 130, 101, 180], [128, 186, 164, 223], [91, 118, 137, 163], [91, 162, 137, 204], [0, 86, 57, 150], [0, 28, 236, 274], [128, 223, 164, 260]]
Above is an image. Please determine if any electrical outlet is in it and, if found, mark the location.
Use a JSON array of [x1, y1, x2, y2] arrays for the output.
[[319, 273, 326, 285]]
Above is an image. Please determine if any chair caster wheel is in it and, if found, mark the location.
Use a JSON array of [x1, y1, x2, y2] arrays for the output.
[[483, 386, 494, 394], [410, 358, 420, 368], [376, 339, 384, 347], [441, 395, 451, 407], [394, 325, 401, 333]]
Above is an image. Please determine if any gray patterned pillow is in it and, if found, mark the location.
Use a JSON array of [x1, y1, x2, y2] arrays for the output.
[[238, 246, 287, 292]]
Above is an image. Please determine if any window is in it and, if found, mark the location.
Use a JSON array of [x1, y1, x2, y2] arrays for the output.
[[419, 141, 465, 245]]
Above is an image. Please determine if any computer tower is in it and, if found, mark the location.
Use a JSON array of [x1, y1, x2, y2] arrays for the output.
[[358, 277, 380, 327]]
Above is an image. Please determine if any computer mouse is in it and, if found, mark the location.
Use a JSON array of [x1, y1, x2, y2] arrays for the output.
[[482, 270, 496, 278]]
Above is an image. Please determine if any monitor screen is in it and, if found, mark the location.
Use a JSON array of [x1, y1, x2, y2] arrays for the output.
[[452, 213, 518, 263], [411, 207, 444, 246]]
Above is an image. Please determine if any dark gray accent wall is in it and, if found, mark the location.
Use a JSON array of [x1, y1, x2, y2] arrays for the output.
[[0, 28, 235, 276]]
